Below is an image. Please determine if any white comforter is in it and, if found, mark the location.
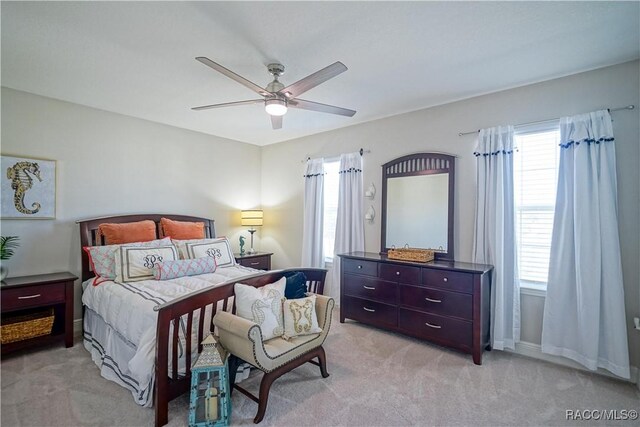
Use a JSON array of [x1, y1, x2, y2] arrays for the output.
[[82, 265, 257, 405]]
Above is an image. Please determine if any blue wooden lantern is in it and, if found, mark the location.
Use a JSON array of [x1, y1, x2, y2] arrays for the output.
[[189, 334, 231, 426]]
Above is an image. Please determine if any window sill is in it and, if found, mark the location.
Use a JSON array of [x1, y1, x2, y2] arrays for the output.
[[520, 282, 547, 298]]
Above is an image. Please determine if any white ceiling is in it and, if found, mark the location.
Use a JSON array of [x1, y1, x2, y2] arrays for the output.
[[2, 2, 639, 146]]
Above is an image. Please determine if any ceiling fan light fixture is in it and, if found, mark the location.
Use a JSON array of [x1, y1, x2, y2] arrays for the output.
[[265, 98, 287, 116]]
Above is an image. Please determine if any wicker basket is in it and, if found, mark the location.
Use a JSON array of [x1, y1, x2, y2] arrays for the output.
[[387, 247, 435, 263], [1, 309, 54, 344]]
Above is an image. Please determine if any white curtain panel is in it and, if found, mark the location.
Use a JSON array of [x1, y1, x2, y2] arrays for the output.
[[541, 110, 630, 379], [330, 152, 364, 302], [301, 158, 325, 268], [472, 125, 520, 351]]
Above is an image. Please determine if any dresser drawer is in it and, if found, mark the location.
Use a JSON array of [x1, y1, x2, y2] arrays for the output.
[[237, 256, 270, 270], [399, 308, 472, 348], [423, 269, 473, 293], [343, 296, 397, 328], [1, 283, 66, 311], [342, 258, 378, 277], [399, 285, 472, 320], [343, 274, 397, 303], [379, 263, 421, 285]]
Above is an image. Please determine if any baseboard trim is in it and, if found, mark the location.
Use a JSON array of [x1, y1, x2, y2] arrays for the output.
[[507, 341, 638, 385]]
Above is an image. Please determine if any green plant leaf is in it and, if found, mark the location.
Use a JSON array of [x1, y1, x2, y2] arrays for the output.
[[0, 236, 20, 260]]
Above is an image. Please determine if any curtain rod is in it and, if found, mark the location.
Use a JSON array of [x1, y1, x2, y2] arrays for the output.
[[458, 104, 635, 137], [302, 148, 371, 163]]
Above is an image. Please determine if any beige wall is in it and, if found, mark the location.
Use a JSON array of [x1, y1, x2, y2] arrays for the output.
[[2, 61, 638, 371], [260, 60, 640, 368], [0, 87, 262, 320]]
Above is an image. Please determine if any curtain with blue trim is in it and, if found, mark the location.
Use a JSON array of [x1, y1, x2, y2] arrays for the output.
[[301, 158, 325, 267], [473, 125, 521, 351], [541, 110, 630, 379], [330, 152, 364, 302]]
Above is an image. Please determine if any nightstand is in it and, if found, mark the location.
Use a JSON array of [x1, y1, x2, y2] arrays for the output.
[[1, 272, 77, 355], [234, 252, 273, 270]]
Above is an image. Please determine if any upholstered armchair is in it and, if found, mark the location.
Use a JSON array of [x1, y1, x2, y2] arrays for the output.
[[213, 294, 335, 423]]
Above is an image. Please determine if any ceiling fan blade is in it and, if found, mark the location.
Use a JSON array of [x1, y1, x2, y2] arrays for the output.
[[196, 57, 271, 97], [271, 115, 282, 130], [289, 98, 356, 117], [278, 62, 347, 99], [191, 99, 264, 111]]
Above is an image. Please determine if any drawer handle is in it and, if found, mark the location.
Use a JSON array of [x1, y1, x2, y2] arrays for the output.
[[18, 294, 41, 300], [363, 285, 376, 290], [250, 262, 260, 266], [425, 322, 442, 329], [357, 265, 363, 269], [396, 271, 400, 276], [425, 297, 442, 303], [363, 307, 376, 313], [443, 277, 448, 282]]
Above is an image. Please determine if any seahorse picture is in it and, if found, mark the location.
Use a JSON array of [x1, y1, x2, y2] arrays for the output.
[[1, 156, 56, 219]]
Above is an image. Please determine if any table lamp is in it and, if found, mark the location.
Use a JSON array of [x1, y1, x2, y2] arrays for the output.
[[241, 210, 263, 254]]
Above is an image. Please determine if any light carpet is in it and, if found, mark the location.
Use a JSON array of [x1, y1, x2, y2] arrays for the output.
[[2, 311, 638, 426]]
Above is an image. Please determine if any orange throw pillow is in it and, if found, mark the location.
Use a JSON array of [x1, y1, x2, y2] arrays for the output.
[[161, 217, 205, 240], [99, 220, 157, 245]]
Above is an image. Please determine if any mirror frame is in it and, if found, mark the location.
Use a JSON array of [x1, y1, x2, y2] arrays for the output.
[[381, 152, 455, 261]]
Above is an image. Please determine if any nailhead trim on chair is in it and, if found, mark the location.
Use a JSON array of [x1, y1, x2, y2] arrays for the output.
[[246, 298, 335, 373]]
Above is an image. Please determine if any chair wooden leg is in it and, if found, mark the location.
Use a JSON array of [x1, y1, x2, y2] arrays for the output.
[[316, 346, 329, 378], [254, 371, 276, 424], [249, 347, 330, 424]]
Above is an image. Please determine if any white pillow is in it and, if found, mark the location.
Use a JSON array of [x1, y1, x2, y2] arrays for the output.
[[174, 237, 236, 267], [234, 278, 286, 341], [115, 245, 178, 283], [283, 294, 322, 339]]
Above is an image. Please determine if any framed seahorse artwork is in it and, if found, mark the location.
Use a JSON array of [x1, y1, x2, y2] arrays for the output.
[[1, 155, 56, 219]]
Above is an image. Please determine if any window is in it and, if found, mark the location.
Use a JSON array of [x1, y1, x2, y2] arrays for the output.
[[514, 123, 560, 289], [322, 160, 340, 263]]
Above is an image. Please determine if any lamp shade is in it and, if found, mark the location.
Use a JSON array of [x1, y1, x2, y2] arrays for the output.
[[241, 210, 263, 227]]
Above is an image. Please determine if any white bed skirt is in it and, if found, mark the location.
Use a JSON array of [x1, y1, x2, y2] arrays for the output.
[[83, 307, 252, 407]]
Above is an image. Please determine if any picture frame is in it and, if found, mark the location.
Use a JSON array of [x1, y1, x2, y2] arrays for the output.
[[1, 155, 56, 219]]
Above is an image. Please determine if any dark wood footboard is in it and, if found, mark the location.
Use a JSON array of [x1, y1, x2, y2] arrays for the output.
[[153, 268, 327, 427]]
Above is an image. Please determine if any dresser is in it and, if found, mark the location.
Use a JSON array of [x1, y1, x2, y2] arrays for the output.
[[339, 252, 492, 365]]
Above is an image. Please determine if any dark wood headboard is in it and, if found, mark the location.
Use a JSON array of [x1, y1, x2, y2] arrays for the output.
[[76, 214, 216, 282]]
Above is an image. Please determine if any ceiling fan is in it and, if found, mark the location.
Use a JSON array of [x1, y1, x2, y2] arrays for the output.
[[192, 57, 356, 129]]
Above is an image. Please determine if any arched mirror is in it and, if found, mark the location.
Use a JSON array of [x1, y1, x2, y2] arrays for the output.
[[381, 152, 455, 261]]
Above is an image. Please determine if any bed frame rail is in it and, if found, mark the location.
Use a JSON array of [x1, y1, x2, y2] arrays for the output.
[[154, 268, 327, 427]]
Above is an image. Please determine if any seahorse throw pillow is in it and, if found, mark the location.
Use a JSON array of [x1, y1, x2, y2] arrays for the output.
[[115, 245, 178, 283], [234, 278, 286, 341], [283, 294, 322, 339]]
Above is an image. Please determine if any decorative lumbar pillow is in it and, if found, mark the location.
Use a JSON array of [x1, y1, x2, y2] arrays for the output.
[[115, 245, 178, 283], [98, 220, 157, 245], [160, 218, 205, 240], [234, 278, 286, 341], [182, 238, 235, 267], [284, 272, 308, 299], [283, 294, 322, 339], [153, 257, 217, 280], [84, 237, 172, 286]]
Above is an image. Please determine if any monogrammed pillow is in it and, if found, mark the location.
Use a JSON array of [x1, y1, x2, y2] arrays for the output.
[[84, 237, 172, 286], [115, 245, 178, 283], [181, 238, 235, 267]]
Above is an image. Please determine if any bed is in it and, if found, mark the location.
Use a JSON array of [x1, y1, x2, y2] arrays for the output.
[[78, 214, 327, 426]]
